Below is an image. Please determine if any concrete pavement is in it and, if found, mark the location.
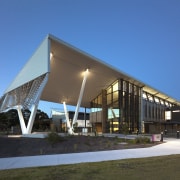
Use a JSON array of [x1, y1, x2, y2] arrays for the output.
[[0, 138, 180, 170]]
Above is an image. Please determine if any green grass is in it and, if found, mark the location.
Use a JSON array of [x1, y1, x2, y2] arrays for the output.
[[0, 155, 180, 180]]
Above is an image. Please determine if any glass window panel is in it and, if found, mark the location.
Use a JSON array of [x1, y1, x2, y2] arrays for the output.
[[113, 82, 118, 92], [97, 95, 102, 105], [108, 108, 120, 119], [107, 87, 112, 94], [165, 111, 171, 120], [148, 94, 153, 102], [160, 100, 164, 105], [113, 91, 118, 101], [107, 94, 112, 105], [113, 101, 119, 108], [143, 92, 147, 99], [91, 108, 102, 113], [155, 97, 160, 104]]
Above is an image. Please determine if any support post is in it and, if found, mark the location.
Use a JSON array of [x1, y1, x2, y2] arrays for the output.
[[16, 74, 49, 135], [102, 89, 107, 133], [63, 101, 73, 134], [84, 107, 86, 128], [16, 104, 38, 134], [72, 69, 89, 128], [26, 104, 38, 134], [140, 88, 143, 133], [17, 105, 27, 134]]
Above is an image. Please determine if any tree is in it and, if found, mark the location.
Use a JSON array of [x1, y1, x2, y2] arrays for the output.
[[33, 109, 50, 131], [120, 122, 129, 141], [0, 108, 50, 132], [5, 109, 19, 127], [0, 112, 7, 130]]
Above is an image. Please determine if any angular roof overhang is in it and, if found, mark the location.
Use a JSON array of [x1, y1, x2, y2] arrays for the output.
[[143, 86, 180, 105], [41, 35, 145, 108], [3, 34, 180, 109]]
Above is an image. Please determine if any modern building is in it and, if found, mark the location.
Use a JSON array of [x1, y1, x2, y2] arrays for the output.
[[51, 109, 91, 133], [0, 34, 180, 134]]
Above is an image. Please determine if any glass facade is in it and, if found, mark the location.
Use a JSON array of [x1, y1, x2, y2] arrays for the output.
[[90, 79, 141, 133], [142, 91, 172, 122], [142, 91, 175, 133], [90, 78, 180, 134]]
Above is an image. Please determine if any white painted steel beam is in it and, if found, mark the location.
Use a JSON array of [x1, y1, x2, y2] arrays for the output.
[[17, 105, 27, 134], [63, 69, 89, 135], [16, 105, 38, 134], [63, 101, 73, 134], [26, 104, 38, 134], [16, 74, 49, 134], [72, 69, 89, 128]]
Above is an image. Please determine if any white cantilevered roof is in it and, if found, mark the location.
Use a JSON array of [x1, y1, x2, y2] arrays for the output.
[[4, 34, 180, 108], [41, 34, 145, 107]]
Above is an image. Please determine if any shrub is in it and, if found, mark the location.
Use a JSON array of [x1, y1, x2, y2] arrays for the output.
[[46, 132, 65, 146], [73, 144, 78, 151], [134, 136, 150, 144]]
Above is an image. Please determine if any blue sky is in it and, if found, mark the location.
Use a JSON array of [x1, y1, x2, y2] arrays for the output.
[[0, 0, 180, 115]]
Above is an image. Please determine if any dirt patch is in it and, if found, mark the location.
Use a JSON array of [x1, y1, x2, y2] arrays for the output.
[[0, 135, 160, 158]]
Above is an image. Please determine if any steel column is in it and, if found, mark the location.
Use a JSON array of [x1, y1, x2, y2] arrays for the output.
[[72, 69, 89, 127], [63, 101, 73, 134], [17, 105, 27, 134]]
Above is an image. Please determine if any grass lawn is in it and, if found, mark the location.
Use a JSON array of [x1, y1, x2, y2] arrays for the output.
[[0, 155, 180, 180]]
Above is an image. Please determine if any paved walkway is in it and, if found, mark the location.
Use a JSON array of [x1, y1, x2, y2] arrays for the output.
[[0, 138, 180, 170]]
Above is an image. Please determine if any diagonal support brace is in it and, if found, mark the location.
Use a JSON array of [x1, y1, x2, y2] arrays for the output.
[[63, 101, 73, 134], [72, 69, 89, 129], [63, 69, 89, 135], [16, 104, 38, 134]]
